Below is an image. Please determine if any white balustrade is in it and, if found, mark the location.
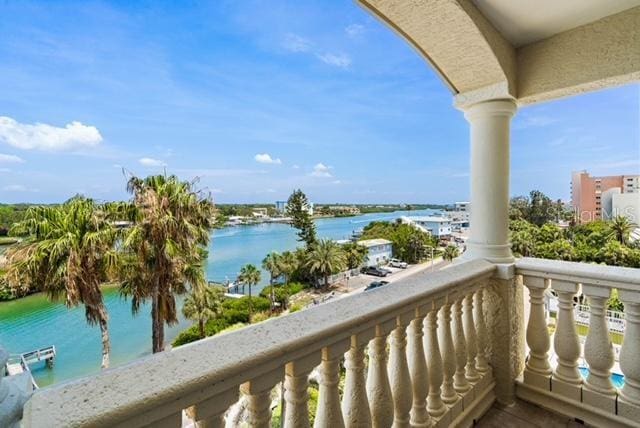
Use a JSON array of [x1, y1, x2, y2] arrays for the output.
[[522, 275, 552, 390], [452, 298, 470, 394], [388, 313, 413, 428], [551, 280, 582, 401], [241, 369, 282, 428], [474, 289, 489, 373], [463, 292, 480, 383], [342, 334, 371, 427], [438, 301, 458, 405], [284, 355, 319, 428], [425, 307, 447, 418], [315, 342, 349, 428], [407, 308, 431, 427], [367, 323, 394, 428], [187, 389, 239, 428], [618, 290, 640, 421]]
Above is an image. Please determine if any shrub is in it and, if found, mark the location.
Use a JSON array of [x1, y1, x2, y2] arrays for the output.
[[289, 303, 304, 313]]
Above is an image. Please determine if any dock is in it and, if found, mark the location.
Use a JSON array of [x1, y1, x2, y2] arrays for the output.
[[4, 345, 56, 389]]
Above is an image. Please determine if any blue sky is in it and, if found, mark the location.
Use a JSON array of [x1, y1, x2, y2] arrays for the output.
[[0, 0, 638, 204]]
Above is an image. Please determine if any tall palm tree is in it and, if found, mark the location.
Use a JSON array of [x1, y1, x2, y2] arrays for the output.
[[611, 216, 633, 245], [119, 174, 215, 353], [262, 252, 282, 312], [342, 242, 367, 269], [306, 239, 347, 288], [6, 198, 118, 368], [238, 263, 261, 322], [182, 285, 225, 338], [279, 250, 298, 285], [443, 245, 460, 262]]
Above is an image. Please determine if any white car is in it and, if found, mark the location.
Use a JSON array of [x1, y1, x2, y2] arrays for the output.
[[389, 259, 408, 269]]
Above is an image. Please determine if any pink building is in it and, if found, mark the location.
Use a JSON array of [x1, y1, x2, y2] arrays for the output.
[[571, 171, 638, 222]]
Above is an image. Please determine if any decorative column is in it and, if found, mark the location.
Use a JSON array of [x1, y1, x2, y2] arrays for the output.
[[342, 334, 372, 428], [367, 324, 394, 428], [315, 342, 349, 428], [188, 389, 239, 428], [425, 308, 446, 418], [522, 276, 552, 390], [474, 288, 489, 374], [618, 290, 640, 421], [438, 302, 458, 405], [551, 280, 582, 402], [241, 368, 283, 428], [452, 299, 470, 394], [284, 356, 319, 428], [459, 99, 517, 263], [407, 309, 430, 428], [463, 292, 480, 383], [581, 285, 616, 413], [388, 314, 413, 428]]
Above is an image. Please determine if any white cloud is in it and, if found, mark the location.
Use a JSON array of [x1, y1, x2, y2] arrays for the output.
[[332, 180, 342, 184], [3, 184, 37, 192], [345, 24, 364, 37], [282, 33, 311, 53], [254, 153, 282, 164], [139, 157, 166, 167], [0, 153, 24, 163], [0, 116, 102, 151], [292, 164, 300, 169], [317, 53, 351, 68], [0, 168, 11, 173], [210, 188, 223, 194], [311, 162, 333, 178]]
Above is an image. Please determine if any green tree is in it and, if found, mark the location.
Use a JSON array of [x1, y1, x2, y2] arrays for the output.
[[286, 189, 317, 247], [306, 239, 347, 288], [119, 174, 215, 353], [510, 229, 535, 257], [528, 190, 554, 226], [238, 263, 261, 322], [262, 252, 282, 312], [342, 242, 367, 269], [182, 285, 225, 338], [443, 245, 459, 262], [6, 198, 118, 368], [611, 216, 633, 245]]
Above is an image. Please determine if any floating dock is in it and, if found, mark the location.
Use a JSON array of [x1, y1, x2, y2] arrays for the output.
[[4, 345, 56, 389]]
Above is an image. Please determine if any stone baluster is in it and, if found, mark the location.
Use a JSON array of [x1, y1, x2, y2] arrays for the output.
[[342, 334, 372, 427], [388, 312, 413, 428], [407, 307, 431, 427], [463, 292, 480, 383], [425, 307, 446, 418], [581, 285, 616, 412], [551, 280, 582, 401], [438, 301, 458, 405], [523, 276, 552, 390], [241, 368, 283, 428], [284, 355, 320, 428], [452, 298, 470, 394], [188, 389, 239, 428], [315, 341, 349, 428], [618, 290, 640, 421], [367, 323, 394, 428], [474, 288, 489, 373]]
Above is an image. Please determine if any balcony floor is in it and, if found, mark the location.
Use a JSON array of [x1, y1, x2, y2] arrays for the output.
[[477, 399, 584, 427]]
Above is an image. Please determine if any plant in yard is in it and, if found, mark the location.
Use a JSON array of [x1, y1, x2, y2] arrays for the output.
[[262, 252, 282, 312], [182, 285, 225, 339], [6, 198, 118, 368], [306, 239, 347, 288], [119, 174, 215, 353], [238, 263, 261, 322], [611, 215, 633, 245], [443, 245, 460, 262]]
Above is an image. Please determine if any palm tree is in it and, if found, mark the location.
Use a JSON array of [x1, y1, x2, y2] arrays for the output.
[[611, 216, 633, 244], [119, 174, 215, 353], [238, 263, 261, 322], [262, 252, 282, 312], [182, 285, 225, 338], [279, 250, 298, 285], [6, 198, 118, 368], [443, 245, 460, 262], [343, 242, 367, 270], [511, 229, 535, 257], [306, 239, 347, 288]]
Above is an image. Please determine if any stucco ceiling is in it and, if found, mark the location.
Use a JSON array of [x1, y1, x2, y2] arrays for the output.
[[472, 0, 640, 46]]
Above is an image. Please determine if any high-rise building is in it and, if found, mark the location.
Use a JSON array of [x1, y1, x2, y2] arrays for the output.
[[571, 170, 639, 223]]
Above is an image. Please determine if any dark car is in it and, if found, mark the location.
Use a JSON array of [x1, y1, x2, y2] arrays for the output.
[[361, 266, 389, 277], [365, 280, 390, 291]]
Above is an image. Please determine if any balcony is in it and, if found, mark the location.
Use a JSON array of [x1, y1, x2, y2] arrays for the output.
[[6, 257, 636, 427]]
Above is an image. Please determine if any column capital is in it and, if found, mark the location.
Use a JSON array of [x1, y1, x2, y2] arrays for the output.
[[463, 98, 517, 121], [454, 82, 516, 111]]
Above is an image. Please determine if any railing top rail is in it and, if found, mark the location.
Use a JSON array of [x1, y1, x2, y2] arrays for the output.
[[516, 257, 640, 291], [23, 259, 495, 428]]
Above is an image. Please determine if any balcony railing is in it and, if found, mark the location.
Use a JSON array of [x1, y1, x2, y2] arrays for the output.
[[516, 257, 640, 428], [13, 257, 640, 427], [21, 259, 497, 427]]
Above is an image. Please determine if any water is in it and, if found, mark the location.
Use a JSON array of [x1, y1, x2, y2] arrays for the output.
[[0, 209, 434, 387], [579, 366, 625, 388]]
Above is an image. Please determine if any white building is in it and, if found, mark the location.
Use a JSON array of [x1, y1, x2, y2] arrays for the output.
[[455, 201, 470, 212], [274, 201, 287, 213], [602, 187, 640, 225], [411, 216, 453, 238], [357, 238, 393, 267]]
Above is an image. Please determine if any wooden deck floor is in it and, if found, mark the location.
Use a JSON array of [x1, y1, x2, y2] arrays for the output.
[[476, 399, 585, 428]]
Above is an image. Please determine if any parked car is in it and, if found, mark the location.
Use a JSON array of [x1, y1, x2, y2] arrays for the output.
[[389, 259, 408, 269], [365, 280, 390, 291], [361, 266, 389, 277]]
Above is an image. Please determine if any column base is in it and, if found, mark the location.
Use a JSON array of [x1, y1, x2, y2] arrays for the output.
[[460, 242, 514, 264]]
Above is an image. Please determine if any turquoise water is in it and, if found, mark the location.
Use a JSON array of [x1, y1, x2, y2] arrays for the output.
[[0, 210, 434, 387], [579, 366, 625, 388]]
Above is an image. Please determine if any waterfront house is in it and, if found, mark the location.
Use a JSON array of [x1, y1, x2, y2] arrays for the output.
[[411, 216, 453, 239], [357, 238, 393, 267], [6, 1, 640, 427]]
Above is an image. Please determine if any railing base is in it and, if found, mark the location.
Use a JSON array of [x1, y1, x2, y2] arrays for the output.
[[516, 379, 636, 428], [450, 381, 496, 428]]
